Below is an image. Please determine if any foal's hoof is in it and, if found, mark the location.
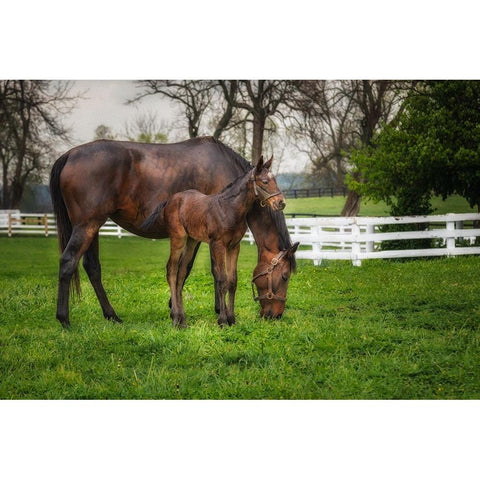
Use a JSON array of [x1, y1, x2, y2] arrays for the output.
[[171, 313, 187, 329], [227, 315, 236, 326], [173, 319, 188, 329]]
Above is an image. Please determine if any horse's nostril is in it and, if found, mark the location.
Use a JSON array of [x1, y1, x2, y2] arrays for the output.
[[278, 200, 286, 210]]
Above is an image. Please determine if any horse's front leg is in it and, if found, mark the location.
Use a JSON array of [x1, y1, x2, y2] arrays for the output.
[[210, 241, 228, 327], [167, 236, 187, 328], [225, 244, 240, 326]]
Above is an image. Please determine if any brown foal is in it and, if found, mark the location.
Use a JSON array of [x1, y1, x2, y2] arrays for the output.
[[143, 155, 285, 328]]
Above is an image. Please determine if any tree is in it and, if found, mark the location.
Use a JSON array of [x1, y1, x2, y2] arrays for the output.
[[133, 80, 217, 139], [348, 80, 480, 213], [94, 112, 169, 144], [0, 80, 76, 209], [123, 112, 168, 143], [133, 80, 298, 165], [339, 80, 413, 216], [220, 80, 297, 163], [94, 124, 116, 140], [291, 80, 357, 190]]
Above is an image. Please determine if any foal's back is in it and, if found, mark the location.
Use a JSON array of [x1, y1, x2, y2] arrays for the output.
[[165, 188, 248, 246]]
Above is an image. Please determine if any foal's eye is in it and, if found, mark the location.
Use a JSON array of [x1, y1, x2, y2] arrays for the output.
[[262, 179, 269, 184], [281, 273, 289, 282]]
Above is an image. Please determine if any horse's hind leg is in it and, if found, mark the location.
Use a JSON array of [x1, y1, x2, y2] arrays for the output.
[[56, 223, 102, 327], [82, 233, 121, 323]]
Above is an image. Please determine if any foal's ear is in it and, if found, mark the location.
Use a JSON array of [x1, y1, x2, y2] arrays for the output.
[[263, 155, 274, 171], [255, 155, 264, 173]]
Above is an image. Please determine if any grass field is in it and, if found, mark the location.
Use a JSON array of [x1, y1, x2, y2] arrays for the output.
[[285, 194, 477, 216], [1, 233, 479, 399]]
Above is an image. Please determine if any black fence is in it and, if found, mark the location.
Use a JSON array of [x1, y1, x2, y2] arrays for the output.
[[283, 187, 347, 199]]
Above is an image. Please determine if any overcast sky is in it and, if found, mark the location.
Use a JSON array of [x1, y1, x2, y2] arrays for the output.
[[66, 80, 175, 144]]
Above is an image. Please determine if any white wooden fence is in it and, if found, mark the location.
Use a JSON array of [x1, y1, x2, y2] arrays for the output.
[[2, 211, 480, 266], [0, 211, 134, 238], [285, 213, 480, 266]]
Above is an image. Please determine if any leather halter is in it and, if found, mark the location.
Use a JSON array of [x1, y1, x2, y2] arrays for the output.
[[251, 172, 283, 207], [251, 250, 288, 303]]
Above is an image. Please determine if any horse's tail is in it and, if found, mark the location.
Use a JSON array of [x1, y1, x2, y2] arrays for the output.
[[141, 200, 167, 231], [49, 152, 81, 298]]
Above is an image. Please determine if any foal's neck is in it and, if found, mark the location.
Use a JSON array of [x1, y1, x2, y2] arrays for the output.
[[217, 171, 256, 219]]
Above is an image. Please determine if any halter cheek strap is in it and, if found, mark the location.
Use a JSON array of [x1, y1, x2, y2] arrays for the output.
[[251, 250, 288, 302]]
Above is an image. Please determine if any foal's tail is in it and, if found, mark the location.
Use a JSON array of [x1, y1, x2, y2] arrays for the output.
[[49, 152, 81, 298], [141, 200, 167, 232]]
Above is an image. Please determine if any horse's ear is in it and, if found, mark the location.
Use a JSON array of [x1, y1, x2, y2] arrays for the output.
[[263, 155, 274, 171], [287, 242, 300, 258], [255, 155, 264, 173]]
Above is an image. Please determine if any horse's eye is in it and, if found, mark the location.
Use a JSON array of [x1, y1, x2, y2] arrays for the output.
[[262, 179, 268, 185], [282, 273, 289, 282]]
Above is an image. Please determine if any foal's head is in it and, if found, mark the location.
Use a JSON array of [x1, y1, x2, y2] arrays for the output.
[[252, 155, 286, 211]]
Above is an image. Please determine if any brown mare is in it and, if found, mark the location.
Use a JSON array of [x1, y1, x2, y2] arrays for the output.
[[49, 136, 297, 327], [142, 155, 287, 328]]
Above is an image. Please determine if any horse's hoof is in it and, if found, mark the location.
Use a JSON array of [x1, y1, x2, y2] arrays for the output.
[[217, 317, 228, 328], [59, 318, 71, 329], [227, 316, 236, 326], [106, 314, 122, 324]]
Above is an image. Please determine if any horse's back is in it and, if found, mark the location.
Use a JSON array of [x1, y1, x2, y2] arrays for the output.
[[56, 137, 248, 234]]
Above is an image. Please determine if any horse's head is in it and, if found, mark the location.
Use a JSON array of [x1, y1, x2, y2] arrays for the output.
[[252, 155, 286, 211], [251, 242, 299, 319]]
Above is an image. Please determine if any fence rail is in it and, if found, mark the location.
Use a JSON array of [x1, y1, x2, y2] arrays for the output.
[[283, 187, 346, 199], [2, 211, 480, 266]]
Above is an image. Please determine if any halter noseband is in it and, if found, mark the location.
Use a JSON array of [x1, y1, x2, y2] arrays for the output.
[[251, 250, 288, 303], [251, 171, 283, 207]]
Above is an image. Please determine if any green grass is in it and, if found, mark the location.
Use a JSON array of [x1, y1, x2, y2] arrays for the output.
[[1, 236, 480, 399], [285, 194, 477, 216]]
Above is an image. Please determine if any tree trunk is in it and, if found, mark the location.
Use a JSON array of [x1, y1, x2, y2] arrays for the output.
[[341, 190, 362, 216], [251, 113, 265, 165], [341, 171, 361, 216], [10, 178, 25, 209]]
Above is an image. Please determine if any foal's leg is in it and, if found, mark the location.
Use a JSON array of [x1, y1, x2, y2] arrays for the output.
[[210, 247, 221, 314], [82, 233, 121, 323], [168, 242, 201, 310], [56, 222, 103, 327], [225, 244, 240, 326], [210, 240, 229, 327], [167, 235, 188, 328]]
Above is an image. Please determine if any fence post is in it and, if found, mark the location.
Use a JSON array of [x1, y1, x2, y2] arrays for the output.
[[117, 225, 122, 238], [44, 214, 48, 237], [8, 213, 12, 237], [351, 222, 362, 267], [312, 225, 322, 266], [366, 224, 375, 254], [446, 219, 455, 255]]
